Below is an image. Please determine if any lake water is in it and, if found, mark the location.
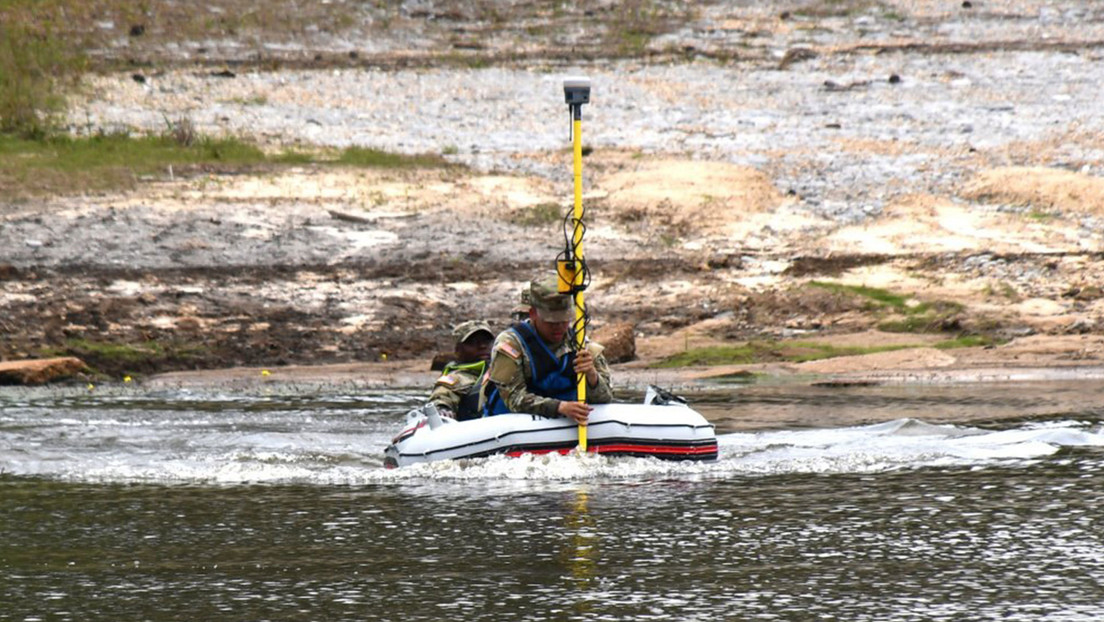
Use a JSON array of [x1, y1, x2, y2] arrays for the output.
[[3, 381, 1104, 621]]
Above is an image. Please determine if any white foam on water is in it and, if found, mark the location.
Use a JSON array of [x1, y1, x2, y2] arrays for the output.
[[376, 451, 719, 483], [4, 394, 1104, 485], [712, 417, 1104, 476]]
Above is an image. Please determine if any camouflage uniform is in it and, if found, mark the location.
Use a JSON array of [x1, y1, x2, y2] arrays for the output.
[[479, 278, 613, 417], [428, 361, 485, 419], [429, 320, 493, 421]]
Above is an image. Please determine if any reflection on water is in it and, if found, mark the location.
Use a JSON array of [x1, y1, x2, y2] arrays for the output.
[[3, 382, 1104, 620]]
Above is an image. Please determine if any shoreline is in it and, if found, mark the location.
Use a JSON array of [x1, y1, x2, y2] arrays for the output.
[[137, 333, 1104, 391], [5, 1, 1104, 400]]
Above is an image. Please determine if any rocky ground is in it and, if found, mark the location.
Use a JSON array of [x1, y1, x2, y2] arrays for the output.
[[3, 0, 1104, 388]]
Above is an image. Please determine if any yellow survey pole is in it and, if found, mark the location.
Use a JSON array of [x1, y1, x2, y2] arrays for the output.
[[572, 111, 588, 452], [562, 76, 591, 453]]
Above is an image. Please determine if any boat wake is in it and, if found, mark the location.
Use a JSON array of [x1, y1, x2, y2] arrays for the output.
[[3, 388, 1102, 485], [378, 416, 1104, 482]]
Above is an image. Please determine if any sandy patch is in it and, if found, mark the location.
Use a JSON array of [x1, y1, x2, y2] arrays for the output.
[[825, 194, 1092, 255], [793, 347, 957, 374], [794, 330, 946, 349], [127, 167, 563, 219], [632, 315, 736, 363], [599, 159, 782, 234], [463, 175, 560, 214], [961, 166, 1104, 216]]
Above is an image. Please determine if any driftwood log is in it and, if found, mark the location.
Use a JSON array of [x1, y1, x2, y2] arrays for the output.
[[0, 357, 89, 385]]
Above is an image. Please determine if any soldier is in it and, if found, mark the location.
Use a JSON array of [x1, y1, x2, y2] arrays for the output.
[[510, 284, 531, 322], [428, 320, 494, 421], [480, 277, 612, 424]]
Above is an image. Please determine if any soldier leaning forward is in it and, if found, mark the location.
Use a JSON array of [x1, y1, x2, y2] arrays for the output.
[[480, 277, 612, 425]]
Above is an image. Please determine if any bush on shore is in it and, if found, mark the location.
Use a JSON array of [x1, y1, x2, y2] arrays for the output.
[[0, 1, 86, 138]]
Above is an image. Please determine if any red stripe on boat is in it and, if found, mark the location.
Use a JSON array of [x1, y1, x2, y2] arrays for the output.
[[505, 443, 717, 458]]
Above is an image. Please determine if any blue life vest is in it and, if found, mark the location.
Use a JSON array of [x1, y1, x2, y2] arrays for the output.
[[482, 321, 577, 416]]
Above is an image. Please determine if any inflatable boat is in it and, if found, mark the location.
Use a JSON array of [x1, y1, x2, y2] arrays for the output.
[[384, 388, 718, 468]]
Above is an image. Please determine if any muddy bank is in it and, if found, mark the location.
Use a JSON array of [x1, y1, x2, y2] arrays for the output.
[[4, 1, 1104, 384]]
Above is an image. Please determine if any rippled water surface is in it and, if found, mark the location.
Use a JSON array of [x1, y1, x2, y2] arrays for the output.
[[3, 382, 1104, 621]]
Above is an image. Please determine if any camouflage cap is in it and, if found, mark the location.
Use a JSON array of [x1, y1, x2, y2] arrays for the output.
[[452, 320, 493, 344], [511, 284, 532, 317], [529, 277, 575, 323]]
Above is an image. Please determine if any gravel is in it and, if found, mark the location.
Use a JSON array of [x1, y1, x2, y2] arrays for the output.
[[5, 0, 1104, 268], [70, 49, 1104, 227]]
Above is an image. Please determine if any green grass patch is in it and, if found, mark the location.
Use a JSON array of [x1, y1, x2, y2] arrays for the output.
[[652, 344, 758, 368], [0, 132, 456, 196], [792, 0, 882, 18], [0, 132, 268, 195], [0, 3, 86, 137], [336, 146, 449, 169], [809, 281, 923, 312], [61, 338, 165, 363], [47, 337, 210, 377], [617, 29, 653, 54], [876, 316, 939, 333], [510, 202, 564, 227], [810, 280, 965, 334], [651, 340, 918, 368], [934, 335, 1002, 349], [652, 334, 1002, 369], [269, 150, 317, 165]]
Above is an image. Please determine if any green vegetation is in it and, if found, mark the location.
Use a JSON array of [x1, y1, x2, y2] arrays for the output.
[[808, 281, 964, 334], [510, 202, 564, 227], [336, 146, 448, 169], [0, 131, 265, 195], [809, 281, 916, 311], [933, 335, 1001, 349], [60, 339, 167, 365], [42, 338, 209, 377], [650, 281, 1007, 369], [0, 3, 86, 137], [606, 0, 695, 56], [652, 340, 912, 368], [792, 0, 884, 18], [0, 0, 455, 196], [0, 131, 455, 197], [983, 281, 1021, 301], [617, 29, 653, 55], [653, 334, 1002, 369]]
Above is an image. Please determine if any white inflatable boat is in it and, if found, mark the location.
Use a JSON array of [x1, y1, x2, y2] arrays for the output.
[[384, 389, 717, 468]]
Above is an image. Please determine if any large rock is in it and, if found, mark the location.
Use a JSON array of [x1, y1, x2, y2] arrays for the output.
[[0, 357, 89, 385], [594, 322, 636, 364]]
